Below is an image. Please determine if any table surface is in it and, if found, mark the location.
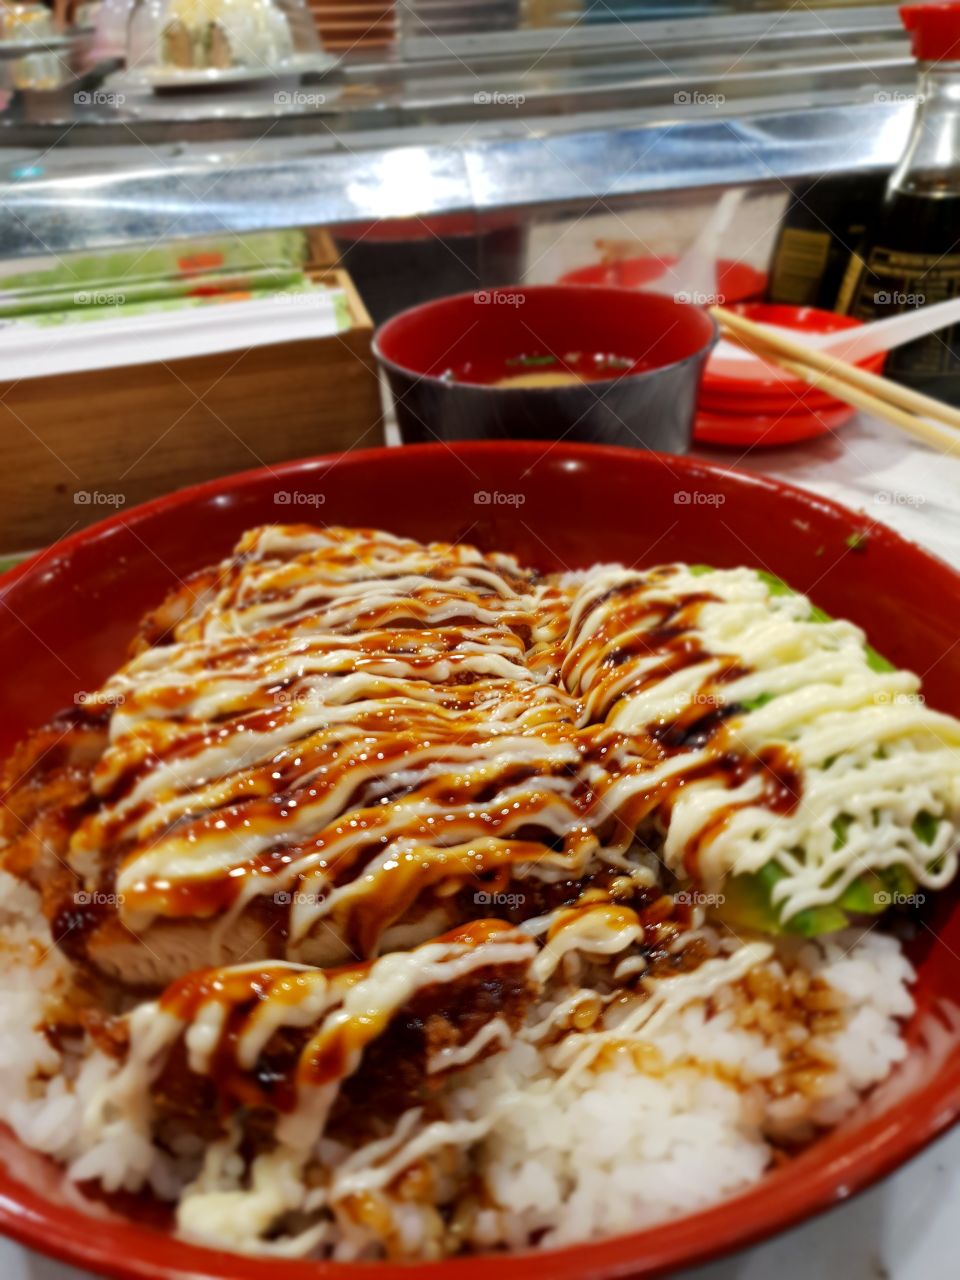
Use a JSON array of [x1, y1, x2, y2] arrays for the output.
[[4, 411, 960, 1280]]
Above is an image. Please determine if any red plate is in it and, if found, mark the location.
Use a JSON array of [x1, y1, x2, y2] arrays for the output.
[[1, 442, 960, 1280], [695, 402, 857, 447], [703, 303, 886, 406], [558, 256, 767, 304]]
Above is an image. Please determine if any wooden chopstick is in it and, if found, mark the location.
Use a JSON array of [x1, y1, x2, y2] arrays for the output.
[[709, 305, 960, 454], [713, 305, 960, 430]]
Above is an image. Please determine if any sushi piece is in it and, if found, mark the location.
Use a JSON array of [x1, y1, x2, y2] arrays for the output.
[[161, 17, 194, 66], [155, 0, 296, 72]]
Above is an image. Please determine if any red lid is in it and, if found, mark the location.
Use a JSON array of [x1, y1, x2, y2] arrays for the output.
[[901, 3, 960, 61]]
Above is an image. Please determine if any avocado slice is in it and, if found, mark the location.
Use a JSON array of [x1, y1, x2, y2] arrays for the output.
[[674, 568, 933, 934], [712, 816, 927, 937], [716, 859, 848, 936]]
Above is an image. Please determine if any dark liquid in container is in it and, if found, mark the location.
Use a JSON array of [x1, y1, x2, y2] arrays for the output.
[[842, 176, 960, 404]]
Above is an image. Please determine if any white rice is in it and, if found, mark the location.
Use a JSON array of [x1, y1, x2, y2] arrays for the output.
[[444, 930, 913, 1252], [0, 869, 917, 1258]]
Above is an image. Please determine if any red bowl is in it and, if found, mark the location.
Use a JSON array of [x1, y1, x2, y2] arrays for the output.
[[371, 285, 716, 450], [558, 256, 768, 305], [2, 442, 960, 1280], [373, 285, 717, 452]]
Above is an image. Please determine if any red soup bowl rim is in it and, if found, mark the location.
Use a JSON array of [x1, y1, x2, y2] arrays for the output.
[[0, 440, 959, 1280], [372, 284, 719, 392]]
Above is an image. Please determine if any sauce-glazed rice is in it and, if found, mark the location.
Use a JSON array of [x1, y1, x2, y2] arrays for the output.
[[0, 525, 954, 1261]]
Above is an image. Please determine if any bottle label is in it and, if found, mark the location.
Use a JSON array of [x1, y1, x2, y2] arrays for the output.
[[835, 252, 864, 316], [769, 228, 832, 306], [847, 246, 960, 380]]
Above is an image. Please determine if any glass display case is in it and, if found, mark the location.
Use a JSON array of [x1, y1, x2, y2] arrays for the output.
[[0, 2, 916, 321]]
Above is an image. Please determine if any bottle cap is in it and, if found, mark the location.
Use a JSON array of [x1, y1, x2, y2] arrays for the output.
[[901, 3, 960, 61]]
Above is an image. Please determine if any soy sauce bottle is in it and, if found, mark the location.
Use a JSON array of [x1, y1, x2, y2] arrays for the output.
[[839, 3, 960, 404], [768, 172, 888, 311]]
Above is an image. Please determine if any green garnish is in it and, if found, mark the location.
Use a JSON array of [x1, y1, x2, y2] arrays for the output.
[[506, 354, 558, 368], [741, 692, 775, 711], [845, 531, 868, 551]]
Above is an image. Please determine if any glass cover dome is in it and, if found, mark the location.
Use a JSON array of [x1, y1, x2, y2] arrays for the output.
[[126, 0, 324, 78], [0, 3, 54, 40]]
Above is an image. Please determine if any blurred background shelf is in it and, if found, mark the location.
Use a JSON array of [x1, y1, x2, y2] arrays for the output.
[[0, 4, 916, 259]]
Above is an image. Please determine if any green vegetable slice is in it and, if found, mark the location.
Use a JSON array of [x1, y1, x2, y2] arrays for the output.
[[716, 858, 919, 937], [670, 568, 933, 934], [913, 811, 940, 846], [718, 860, 849, 936], [713, 813, 925, 936]]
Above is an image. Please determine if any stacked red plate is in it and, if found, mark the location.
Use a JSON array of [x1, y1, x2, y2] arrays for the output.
[[695, 303, 887, 447]]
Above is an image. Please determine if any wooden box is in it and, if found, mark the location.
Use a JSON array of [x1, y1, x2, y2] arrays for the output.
[[0, 269, 383, 552]]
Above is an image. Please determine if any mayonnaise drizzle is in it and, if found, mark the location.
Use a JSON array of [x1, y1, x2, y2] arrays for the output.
[[61, 529, 960, 940]]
